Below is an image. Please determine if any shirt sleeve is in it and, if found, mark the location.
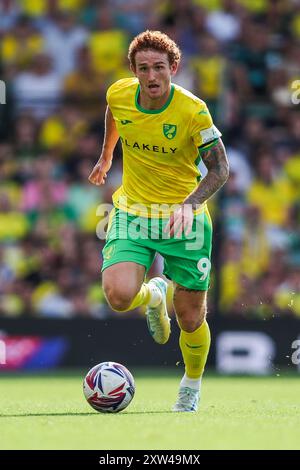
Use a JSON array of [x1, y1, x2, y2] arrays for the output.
[[106, 83, 114, 107], [190, 103, 222, 148]]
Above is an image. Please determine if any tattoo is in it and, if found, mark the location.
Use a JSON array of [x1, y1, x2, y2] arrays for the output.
[[173, 285, 200, 301], [175, 286, 200, 293], [184, 139, 229, 208]]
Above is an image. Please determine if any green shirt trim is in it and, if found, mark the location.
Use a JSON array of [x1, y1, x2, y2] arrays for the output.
[[135, 84, 175, 114]]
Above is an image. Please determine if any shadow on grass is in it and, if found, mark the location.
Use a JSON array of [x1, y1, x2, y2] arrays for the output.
[[0, 410, 174, 418]]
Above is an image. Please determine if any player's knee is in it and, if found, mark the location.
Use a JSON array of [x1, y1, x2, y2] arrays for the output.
[[177, 308, 207, 332], [180, 318, 204, 332], [104, 286, 134, 312]]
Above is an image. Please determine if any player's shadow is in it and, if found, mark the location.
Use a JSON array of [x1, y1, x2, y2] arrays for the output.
[[0, 412, 96, 417], [0, 411, 173, 417]]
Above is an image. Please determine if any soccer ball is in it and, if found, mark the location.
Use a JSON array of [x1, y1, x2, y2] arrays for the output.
[[83, 362, 135, 413]]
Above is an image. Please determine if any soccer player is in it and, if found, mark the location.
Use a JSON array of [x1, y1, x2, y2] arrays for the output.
[[89, 31, 229, 412]]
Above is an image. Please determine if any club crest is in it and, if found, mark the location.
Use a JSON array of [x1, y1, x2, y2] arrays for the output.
[[163, 124, 177, 140]]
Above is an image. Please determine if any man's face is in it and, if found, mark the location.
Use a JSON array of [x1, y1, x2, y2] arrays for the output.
[[133, 50, 177, 101]]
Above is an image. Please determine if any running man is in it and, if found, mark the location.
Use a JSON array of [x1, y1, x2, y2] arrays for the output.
[[89, 30, 229, 412]]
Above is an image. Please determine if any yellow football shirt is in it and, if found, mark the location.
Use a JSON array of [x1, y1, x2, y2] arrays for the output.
[[107, 77, 221, 217]]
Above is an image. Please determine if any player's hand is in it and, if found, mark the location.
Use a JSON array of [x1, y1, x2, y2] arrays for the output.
[[88, 157, 112, 186], [164, 204, 194, 238]]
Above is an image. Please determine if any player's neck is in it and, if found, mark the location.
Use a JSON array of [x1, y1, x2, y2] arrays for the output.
[[139, 84, 172, 110]]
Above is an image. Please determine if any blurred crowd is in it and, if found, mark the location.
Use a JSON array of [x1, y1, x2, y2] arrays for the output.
[[0, 0, 299, 318]]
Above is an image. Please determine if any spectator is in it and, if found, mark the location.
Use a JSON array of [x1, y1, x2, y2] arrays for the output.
[[206, 0, 242, 43], [13, 53, 63, 119], [0, 0, 20, 34], [1, 14, 44, 71], [64, 45, 107, 120], [43, 9, 88, 78]]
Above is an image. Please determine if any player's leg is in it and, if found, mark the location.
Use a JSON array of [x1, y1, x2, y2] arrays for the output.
[[172, 286, 210, 411], [102, 261, 170, 343], [102, 261, 146, 311], [103, 260, 163, 312], [160, 208, 212, 411], [101, 208, 171, 343]]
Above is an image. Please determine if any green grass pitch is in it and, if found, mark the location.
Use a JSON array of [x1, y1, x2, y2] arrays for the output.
[[1, 370, 299, 450]]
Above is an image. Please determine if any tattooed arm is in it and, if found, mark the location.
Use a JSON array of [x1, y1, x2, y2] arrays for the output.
[[184, 138, 229, 208], [165, 138, 229, 237]]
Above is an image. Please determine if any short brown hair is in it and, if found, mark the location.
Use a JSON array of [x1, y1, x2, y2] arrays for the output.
[[128, 30, 181, 69]]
